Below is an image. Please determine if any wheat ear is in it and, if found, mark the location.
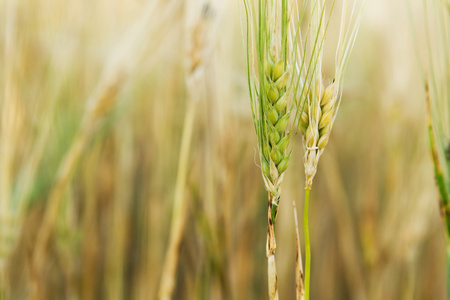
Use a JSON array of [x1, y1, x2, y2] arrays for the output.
[[297, 1, 364, 298], [243, 0, 306, 298], [299, 0, 363, 188], [264, 51, 292, 300]]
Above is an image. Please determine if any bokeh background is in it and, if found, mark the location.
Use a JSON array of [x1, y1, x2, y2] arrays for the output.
[[0, 0, 447, 299]]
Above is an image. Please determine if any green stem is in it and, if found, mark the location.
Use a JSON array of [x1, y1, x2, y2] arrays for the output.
[[304, 188, 311, 300]]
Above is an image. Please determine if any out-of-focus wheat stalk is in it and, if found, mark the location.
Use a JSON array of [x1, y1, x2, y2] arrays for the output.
[[0, 0, 21, 297], [426, 82, 450, 237], [420, 0, 450, 295], [425, 1, 450, 230], [104, 120, 134, 300], [31, 1, 180, 296], [157, 75, 195, 300], [158, 1, 223, 299]]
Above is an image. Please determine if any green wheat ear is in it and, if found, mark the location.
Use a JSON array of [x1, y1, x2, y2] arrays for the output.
[[244, 0, 322, 200], [261, 53, 291, 190], [242, 0, 316, 298], [242, 0, 335, 297], [243, 0, 296, 202]]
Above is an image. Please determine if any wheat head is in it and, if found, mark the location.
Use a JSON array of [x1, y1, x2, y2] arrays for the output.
[[300, 79, 336, 188], [261, 49, 292, 199], [298, 0, 364, 189]]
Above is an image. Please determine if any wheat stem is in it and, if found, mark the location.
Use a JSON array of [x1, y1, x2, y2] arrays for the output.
[[159, 2, 221, 297], [267, 193, 279, 300], [33, 127, 92, 282], [158, 98, 197, 300], [304, 187, 311, 300]]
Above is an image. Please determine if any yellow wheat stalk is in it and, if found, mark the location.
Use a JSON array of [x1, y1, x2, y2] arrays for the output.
[[158, 1, 223, 299]]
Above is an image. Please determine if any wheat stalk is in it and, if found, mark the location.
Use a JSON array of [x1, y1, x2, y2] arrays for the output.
[[242, 0, 318, 297], [243, 1, 292, 298], [421, 0, 450, 236], [296, 1, 364, 298], [158, 1, 222, 299], [0, 0, 22, 297], [418, 0, 450, 295]]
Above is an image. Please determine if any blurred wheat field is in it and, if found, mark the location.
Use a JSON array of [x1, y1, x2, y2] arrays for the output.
[[0, 0, 447, 299]]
